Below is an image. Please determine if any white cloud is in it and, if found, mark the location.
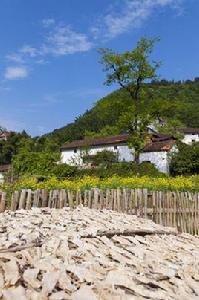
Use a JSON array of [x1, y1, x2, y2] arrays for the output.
[[5, 22, 92, 71], [4, 66, 28, 80], [6, 53, 25, 63], [42, 18, 55, 28], [20, 45, 38, 57], [3, 1, 183, 80], [42, 25, 92, 56], [92, 0, 184, 39], [4, 22, 92, 81]]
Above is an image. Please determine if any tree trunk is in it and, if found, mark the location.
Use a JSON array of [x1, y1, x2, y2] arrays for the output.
[[134, 149, 140, 165]]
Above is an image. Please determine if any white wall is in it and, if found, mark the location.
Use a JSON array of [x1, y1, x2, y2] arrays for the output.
[[0, 172, 4, 183], [61, 149, 84, 166], [182, 134, 199, 145], [61, 144, 134, 165], [61, 143, 174, 173], [140, 151, 169, 173]]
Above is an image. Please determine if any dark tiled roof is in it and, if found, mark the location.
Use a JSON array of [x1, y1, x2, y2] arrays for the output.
[[151, 133, 172, 142], [180, 128, 199, 134], [143, 140, 176, 152], [61, 134, 130, 150], [61, 132, 175, 151]]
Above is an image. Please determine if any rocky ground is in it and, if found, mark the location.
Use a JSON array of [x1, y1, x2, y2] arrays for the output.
[[0, 207, 199, 299]]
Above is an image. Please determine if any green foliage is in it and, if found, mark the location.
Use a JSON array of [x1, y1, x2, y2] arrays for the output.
[[0, 131, 31, 165], [85, 125, 119, 139], [83, 150, 119, 168], [52, 164, 77, 178], [12, 150, 60, 176], [42, 77, 199, 147], [99, 37, 160, 87], [170, 142, 199, 175], [158, 119, 185, 140], [76, 161, 163, 178], [99, 37, 160, 162]]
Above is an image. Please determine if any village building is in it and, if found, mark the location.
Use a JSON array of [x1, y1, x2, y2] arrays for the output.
[[0, 130, 10, 141], [181, 128, 199, 144], [0, 164, 11, 183], [61, 132, 177, 173]]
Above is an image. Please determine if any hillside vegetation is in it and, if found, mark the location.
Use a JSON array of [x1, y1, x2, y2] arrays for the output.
[[1, 77, 199, 168], [44, 78, 199, 144]]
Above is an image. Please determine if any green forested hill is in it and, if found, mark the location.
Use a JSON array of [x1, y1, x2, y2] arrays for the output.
[[44, 78, 199, 145], [1, 78, 199, 166]]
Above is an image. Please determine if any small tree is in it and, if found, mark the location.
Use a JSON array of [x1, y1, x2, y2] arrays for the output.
[[99, 37, 160, 163], [84, 150, 118, 168], [158, 119, 185, 140], [170, 142, 199, 175], [12, 149, 60, 176]]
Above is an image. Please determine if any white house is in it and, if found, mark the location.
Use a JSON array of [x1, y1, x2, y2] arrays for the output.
[[139, 139, 176, 173], [0, 165, 11, 183], [61, 134, 134, 166], [61, 128, 199, 174], [0, 130, 10, 141], [181, 128, 199, 145], [61, 133, 176, 173]]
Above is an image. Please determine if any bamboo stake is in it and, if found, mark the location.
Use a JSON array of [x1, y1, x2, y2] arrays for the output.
[[18, 189, 26, 209], [88, 190, 92, 208], [41, 189, 48, 207], [11, 191, 19, 211], [26, 189, 32, 210], [143, 188, 148, 219], [130, 189, 134, 215], [0, 192, 6, 213]]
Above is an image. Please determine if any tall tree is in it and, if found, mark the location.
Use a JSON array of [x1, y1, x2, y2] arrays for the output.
[[99, 37, 160, 163]]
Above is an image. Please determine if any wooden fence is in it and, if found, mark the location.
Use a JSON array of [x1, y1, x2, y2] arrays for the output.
[[0, 188, 199, 235]]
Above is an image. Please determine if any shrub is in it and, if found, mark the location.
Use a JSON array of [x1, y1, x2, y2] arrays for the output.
[[52, 164, 77, 178], [83, 150, 118, 168], [170, 142, 199, 175], [76, 161, 164, 178]]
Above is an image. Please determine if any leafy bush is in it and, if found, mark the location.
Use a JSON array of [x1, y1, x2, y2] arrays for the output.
[[170, 142, 199, 175], [52, 164, 77, 178], [12, 150, 60, 176], [83, 150, 118, 168], [137, 162, 165, 177], [76, 161, 163, 178]]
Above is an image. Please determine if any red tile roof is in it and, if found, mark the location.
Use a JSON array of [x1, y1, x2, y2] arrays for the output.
[[142, 140, 176, 152]]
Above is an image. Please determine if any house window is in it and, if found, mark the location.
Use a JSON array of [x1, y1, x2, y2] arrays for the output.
[[74, 149, 77, 153], [114, 145, 117, 150], [192, 139, 196, 144]]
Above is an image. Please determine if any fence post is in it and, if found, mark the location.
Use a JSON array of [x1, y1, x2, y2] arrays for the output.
[[0, 192, 6, 213], [18, 189, 27, 210]]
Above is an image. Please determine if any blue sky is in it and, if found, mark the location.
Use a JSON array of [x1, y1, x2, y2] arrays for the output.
[[0, 0, 198, 136]]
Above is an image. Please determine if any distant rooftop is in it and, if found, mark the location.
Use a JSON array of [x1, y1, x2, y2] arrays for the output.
[[61, 132, 175, 152], [142, 140, 176, 153], [0, 131, 10, 140], [61, 134, 130, 150], [180, 128, 199, 134], [0, 164, 11, 172]]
